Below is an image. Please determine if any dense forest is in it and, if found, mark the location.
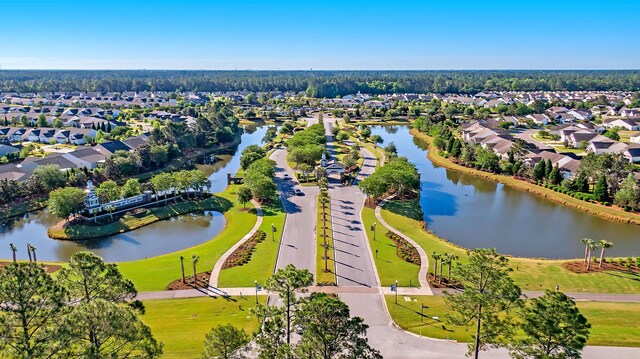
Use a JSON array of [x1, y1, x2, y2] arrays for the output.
[[1, 70, 640, 96]]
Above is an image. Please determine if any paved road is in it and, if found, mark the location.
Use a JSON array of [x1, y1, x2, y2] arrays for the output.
[[329, 150, 379, 287], [513, 129, 550, 150], [270, 148, 318, 274]]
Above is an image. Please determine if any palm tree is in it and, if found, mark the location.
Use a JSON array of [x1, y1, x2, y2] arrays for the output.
[[447, 254, 459, 282], [26, 243, 32, 262], [586, 241, 598, 271], [432, 253, 441, 281], [598, 240, 613, 268], [9, 243, 16, 263], [30, 245, 37, 263], [581, 238, 594, 265], [438, 255, 446, 284], [191, 254, 200, 286], [180, 256, 186, 282]]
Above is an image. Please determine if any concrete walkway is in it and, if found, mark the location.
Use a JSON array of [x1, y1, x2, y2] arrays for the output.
[[209, 199, 263, 287], [375, 195, 432, 295]]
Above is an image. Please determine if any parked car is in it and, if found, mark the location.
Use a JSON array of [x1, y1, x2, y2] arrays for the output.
[[283, 173, 290, 180], [294, 188, 304, 196]]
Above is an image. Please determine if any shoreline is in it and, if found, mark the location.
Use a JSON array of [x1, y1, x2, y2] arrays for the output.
[[409, 128, 640, 226], [47, 195, 231, 240]]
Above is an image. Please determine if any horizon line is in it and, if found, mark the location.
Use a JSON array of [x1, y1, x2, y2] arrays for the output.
[[2, 68, 640, 72]]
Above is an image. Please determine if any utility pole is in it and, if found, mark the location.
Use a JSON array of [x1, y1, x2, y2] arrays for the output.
[[9, 243, 17, 263]]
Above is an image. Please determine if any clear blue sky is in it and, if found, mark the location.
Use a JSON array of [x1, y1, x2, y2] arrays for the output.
[[2, 0, 639, 70]]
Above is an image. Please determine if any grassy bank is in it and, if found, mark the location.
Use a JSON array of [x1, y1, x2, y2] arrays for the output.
[[384, 295, 640, 347], [142, 296, 266, 358], [362, 206, 420, 287], [411, 128, 640, 225], [316, 195, 336, 285], [217, 199, 286, 287], [48, 195, 232, 240], [380, 199, 640, 294], [118, 185, 258, 291]]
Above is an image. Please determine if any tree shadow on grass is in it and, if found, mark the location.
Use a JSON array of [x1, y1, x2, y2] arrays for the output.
[[383, 199, 424, 221]]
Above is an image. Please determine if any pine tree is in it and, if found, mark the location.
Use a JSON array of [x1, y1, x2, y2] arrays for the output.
[[544, 159, 553, 179], [534, 160, 546, 182], [593, 175, 610, 202], [549, 165, 562, 185]]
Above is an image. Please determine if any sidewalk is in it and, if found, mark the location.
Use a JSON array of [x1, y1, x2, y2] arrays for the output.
[[375, 195, 433, 295], [208, 199, 263, 287]]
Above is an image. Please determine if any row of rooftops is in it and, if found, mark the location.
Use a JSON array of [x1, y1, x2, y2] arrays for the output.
[[0, 134, 150, 182], [461, 119, 640, 177]]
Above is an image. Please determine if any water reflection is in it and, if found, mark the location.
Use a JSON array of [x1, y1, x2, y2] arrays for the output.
[[371, 125, 640, 259]]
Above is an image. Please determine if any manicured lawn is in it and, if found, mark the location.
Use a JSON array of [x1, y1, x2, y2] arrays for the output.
[[217, 200, 286, 287], [317, 195, 336, 285], [142, 296, 265, 358], [380, 199, 640, 294], [618, 130, 638, 143], [118, 185, 258, 291], [361, 206, 420, 287], [384, 295, 640, 347]]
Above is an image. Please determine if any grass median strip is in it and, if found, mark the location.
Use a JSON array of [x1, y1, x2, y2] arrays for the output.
[[316, 195, 336, 285], [118, 185, 258, 291], [142, 296, 266, 359], [380, 199, 640, 294], [384, 295, 640, 347], [217, 200, 286, 287]]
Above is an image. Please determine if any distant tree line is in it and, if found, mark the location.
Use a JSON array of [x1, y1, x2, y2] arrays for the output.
[[2, 70, 640, 96]]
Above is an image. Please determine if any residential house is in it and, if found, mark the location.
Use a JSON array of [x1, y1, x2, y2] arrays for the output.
[[63, 148, 107, 169], [624, 145, 640, 163], [603, 118, 640, 131]]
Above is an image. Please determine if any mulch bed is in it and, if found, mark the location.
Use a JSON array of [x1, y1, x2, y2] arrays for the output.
[[222, 230, 266, 269], [0, 261, 62, 274], [562, 260, 640, 274], [166, 271, 211, 290], [385, 231, 420, 265], [427, 273, 463, 289]]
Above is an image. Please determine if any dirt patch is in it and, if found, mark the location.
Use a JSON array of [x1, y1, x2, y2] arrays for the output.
[[427, 273, 463, 289], [562, 260, 640, 274], [0, 261, 62, 274], [166, 271, 211, 290]]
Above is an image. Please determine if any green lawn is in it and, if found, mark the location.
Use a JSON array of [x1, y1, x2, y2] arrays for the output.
[[48, 196, 232, 240], [217, 200, 286, 287], [317, 195, 336, 285], [380, 199, 640, 294], [361, 206, 420, 287], [118, 185, 258, 291], [142, 296, 266, 358], [384, 295, 640, 347]]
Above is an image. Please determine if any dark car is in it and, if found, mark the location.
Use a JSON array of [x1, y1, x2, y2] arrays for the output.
[[294, 188, 304, 196]]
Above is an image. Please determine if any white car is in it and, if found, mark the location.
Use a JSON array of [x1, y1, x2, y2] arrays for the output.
[[283, 173, 291, 180], [294, 188, 304, 196]]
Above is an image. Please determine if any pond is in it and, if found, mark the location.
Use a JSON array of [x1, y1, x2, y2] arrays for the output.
[[371, 125, 640, 259], [0, 125, 271, 262]]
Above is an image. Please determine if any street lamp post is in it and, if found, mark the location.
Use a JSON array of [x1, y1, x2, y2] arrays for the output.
[[392, 280, 398, 304], [254, 280, 261, 305], [371, 222, 376, 241], [271, 223, 276, 241]]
